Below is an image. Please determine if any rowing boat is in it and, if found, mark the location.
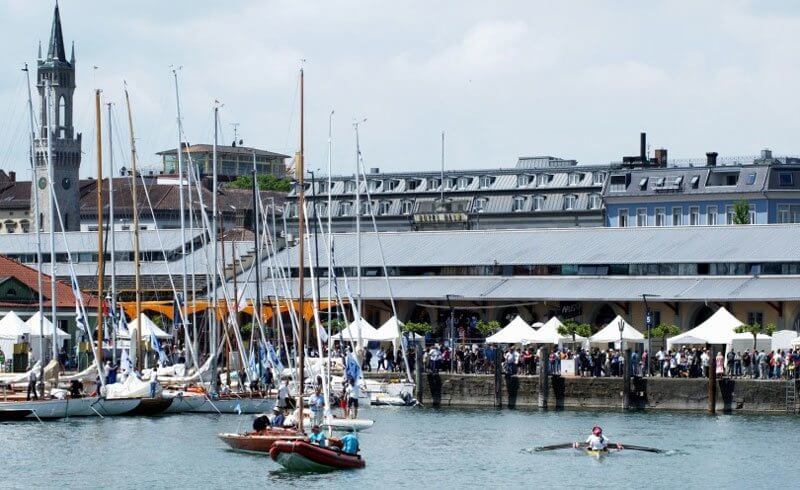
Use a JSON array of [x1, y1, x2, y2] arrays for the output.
[[584, 448, 609, 459], [269, 440, 365, 471]]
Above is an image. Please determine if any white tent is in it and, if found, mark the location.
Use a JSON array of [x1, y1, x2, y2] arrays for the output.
[[123, 314, 171, 339], [524, 316, 585, 345], [792, 336, 800, 349], [666, 307, 769, 349], [374, 316, 424, 342], [486, 315, 538, 344], [771, 330, 798, 352], [0, 311, 29, 338], [531, 322, 544, 329], [590, 315, 645, 344], [25, 312, 70, 338], [337, 318, 382, 342]]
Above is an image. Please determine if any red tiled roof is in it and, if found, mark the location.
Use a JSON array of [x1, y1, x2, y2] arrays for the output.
[[0, 255, 98, 309]]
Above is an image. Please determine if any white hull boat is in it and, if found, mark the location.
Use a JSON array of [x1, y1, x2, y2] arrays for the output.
[[191, 396, 273, 414], [0, 399, 68, 419], [323, 416, 374, 432], [163, 392, 206, 413]]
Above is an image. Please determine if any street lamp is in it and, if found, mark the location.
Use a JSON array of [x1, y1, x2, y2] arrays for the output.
[[445, 294, 463, 371], [642, 293, 660, 376]]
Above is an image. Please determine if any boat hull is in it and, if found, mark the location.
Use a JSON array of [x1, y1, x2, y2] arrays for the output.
[[0, 409, 34, 420], [191, 396, 273, 414], [270, 440, 365, 471], [93, 398, 142, 416], [218, 429, 305, 454], [164, 394, 206, 413], [323, 417, 374, 432], [0, 399, 68, 419], [585, 449, 609, 459]]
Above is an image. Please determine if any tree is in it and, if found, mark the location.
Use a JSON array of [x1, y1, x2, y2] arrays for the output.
[[403, 322, 432, 335], [324, 318, 346, 333], [732, 199, 751, 225], [645, 323, 680, 348], [476, 320, 501, 337], [227, 174, 292, 192], [557, 321, 592, 342], [240, 322, 253, 337], [734, 322, 776, 350]]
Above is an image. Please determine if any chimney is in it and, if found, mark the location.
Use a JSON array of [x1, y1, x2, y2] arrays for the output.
[[760, 148, 772, 160], [706, 152, 718, 167], [370, 167, 380, 174], [640, 132, 647, 163], [8, 171, 15, 182], [654, 149, 668, 167]]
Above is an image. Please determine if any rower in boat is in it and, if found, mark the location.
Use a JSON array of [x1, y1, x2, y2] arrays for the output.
[[341, 427, 359, 455], [574, 426, 622, 452]]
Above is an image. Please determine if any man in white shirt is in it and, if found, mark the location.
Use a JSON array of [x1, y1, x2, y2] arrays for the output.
[[277, 379, 290, 409], [149, 368, 159, 398]]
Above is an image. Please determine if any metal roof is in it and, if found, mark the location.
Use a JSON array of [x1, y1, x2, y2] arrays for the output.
[[0, 229, 205, 255], [273, 224, 800, 267], [227, 275, 800, 302]]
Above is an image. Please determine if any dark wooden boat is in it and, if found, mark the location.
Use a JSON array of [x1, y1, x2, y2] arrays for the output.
[[218, 428, 305, 454], [270, 440, 365, 471], [122, 398, 173, 416]]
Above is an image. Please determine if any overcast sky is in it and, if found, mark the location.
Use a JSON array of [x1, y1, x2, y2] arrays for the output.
[[1, 0, 799, 179]]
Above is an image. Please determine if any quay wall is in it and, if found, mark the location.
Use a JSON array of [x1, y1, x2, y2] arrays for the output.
[[410, 373, 793, 414]]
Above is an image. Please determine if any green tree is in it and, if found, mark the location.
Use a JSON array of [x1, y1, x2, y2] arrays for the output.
[[476, 320, 501, 337], [324, 318, 346, 332], [240, 322, 253, 338], [734, 322, 776, 350], [645, 323, 680, 348], [732, 199, 751, 224], [403, 322, 432, 335], [557, 321, 592, 342], [227, 175, 292, 192]]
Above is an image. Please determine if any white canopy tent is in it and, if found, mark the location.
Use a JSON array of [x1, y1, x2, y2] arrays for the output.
[[337, 318, 382, 343], [0, 311, 28, 361], [374, 316, 424, 342], [590, 315, 645, 344], [792, 336, 800, 349], [486, 315, 538, 344], [524, 316, 585, 346], [666, 307, 770, 350], [771, 330, 798, 352], [25, 312, 70, 338], [123, 313, 171, 340]]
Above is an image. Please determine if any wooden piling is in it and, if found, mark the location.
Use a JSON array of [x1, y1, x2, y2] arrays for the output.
[[538, 346, 549, 409]]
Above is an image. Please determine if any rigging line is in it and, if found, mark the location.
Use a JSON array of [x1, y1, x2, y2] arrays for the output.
[[281, 76, 300, 154]]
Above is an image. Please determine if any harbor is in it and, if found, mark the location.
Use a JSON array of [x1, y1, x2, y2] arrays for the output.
[[2, 1, 800, 486]]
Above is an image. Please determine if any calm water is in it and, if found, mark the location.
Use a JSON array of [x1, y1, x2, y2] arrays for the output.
[[3, 406, 798, 489]]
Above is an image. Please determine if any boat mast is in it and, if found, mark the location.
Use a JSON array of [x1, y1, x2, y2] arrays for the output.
[[354, 121, 363, 353], [326, 110, 333, 394], [172, 69, 189, 359], [107, 102, 117, 365], [23, 64, 45, 390], [296, 67, 306, 432], [252, 151, 263, 342], [45, 80, 58, 363], [210, 104, 219, 394], [95, 89, 105, 364], [123, 86, 142, 371]]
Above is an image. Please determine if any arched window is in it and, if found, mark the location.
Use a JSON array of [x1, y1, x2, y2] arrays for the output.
[[58, 95, 67, 137], [20, 220, 30, 233], [4, 220, 16, 233]]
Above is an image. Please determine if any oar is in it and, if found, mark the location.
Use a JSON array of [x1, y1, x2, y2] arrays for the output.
[[615, 444, 665, 453], [532, 443, 576, 452]]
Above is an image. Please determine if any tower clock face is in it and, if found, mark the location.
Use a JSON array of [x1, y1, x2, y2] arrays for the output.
[[37, 177, 47, 190], [61, 178, 71, 190]]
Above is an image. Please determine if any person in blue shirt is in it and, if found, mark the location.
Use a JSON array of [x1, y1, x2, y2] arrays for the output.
[[270, 407, 286, 428], [309, 425, 327, 447], [341, 427, 359, 455]]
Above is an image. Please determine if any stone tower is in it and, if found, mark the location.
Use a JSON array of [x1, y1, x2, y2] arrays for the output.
[[32, 3, 81, 232]]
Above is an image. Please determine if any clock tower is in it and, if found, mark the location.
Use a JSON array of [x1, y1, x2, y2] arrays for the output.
[[32, 3, 81, 232]]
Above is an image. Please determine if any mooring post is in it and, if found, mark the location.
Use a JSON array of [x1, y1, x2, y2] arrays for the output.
[[622, 348, 631, 410], [493, 347, 502, 408], [415, 347, 423, 404], [708, 349, 717, 414], [538, 346, 549, 409]]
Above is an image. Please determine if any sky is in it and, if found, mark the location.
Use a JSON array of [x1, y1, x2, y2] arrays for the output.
[[1, 0, 800, 179]]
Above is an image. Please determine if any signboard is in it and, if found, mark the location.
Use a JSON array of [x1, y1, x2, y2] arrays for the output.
[[559, 302, 582, 320], [413, 213, 468, 224], [645, 310, 653, 328]]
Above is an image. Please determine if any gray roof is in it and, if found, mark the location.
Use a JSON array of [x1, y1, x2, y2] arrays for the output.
[[272, 224, 800, 267], [0, 229, 205, 255], [228, 275, 800, 302]]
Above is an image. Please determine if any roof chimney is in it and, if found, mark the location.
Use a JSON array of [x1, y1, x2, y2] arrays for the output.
[[640, 132, 647, 164], [654, 149, 667, 167], [706, 152, 718, 167], [760, 148, 772, 160], [370, 167, 380, 174], [8, 171, 15, 182]]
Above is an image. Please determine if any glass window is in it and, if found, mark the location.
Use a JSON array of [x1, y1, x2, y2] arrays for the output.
[[479, 176, 493, 189], [457, 176, 471, 190], [690, 206, 700, 225], [344, 180, 356, 193], [512, 196, 526, 212], [725, 205, 734, 225], [569, 173, 582, 186], [368, 180, 381, 192], [339, 201, 352, 216], [592, 172, 606, 185], [428, 178, 440, 190], [360, 201, 372, 215], [745, 173, 756, 185], [778, 205, 790, 223], [779, 172, 793, 187], [639, 177, 649, 189], [749, 205, 756, 225], [517, 174, 529, 187], [655, 207, 666, 226], [690, 175, 700, 188], [636, 208, 647, 227], [656, 177, 665, 187], [588, 194, 601, 210], [618, 209, 628, 227], [530, 174, 538, 187], [378, 201, 391, 215], [407, 179, 419, 190], [401, 200, 414, 215], [533, 195, 545, 211], [564, 195, 577, 210], [671, 207, 682, 226], [707, 206, 718, 225], [747, 312, 763, 326]]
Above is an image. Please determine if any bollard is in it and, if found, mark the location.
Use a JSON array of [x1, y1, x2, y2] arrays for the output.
[[538, 346, 549, 410], [415, 347, 423, 404], [622, 348, 631, 410], [493, 349, 502, 408]]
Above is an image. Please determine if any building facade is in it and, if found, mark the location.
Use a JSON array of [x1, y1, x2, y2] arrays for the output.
[[158, 144, 288, 181]]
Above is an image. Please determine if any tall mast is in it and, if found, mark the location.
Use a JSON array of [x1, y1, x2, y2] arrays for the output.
[[326, 110, 333, 392], [45, 80, 58, 362], [94, 89, 105, 364], [296, 67, 306, 432], [210, 105, 219, 394], [107, 102, 117, 365], [440, 130, 445, 203], [251, 152, 263, 340], [123, 86, 142, 370], [23, 64, 45, 388], [354, 121, 363, 351], [172, 69, 189, 354]]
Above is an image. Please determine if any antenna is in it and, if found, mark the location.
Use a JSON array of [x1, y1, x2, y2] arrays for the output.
[[440, 130, 445, 203], [231, 122, 240, 146]]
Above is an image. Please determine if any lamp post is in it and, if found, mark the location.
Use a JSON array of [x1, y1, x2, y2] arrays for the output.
[[445, 294, 462, 372], [641, 293, 660, 376], [619, 318, 630, 410]]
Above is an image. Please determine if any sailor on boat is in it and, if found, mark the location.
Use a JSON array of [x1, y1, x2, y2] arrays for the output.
[[309, 425, 327, 447], [341, 427, 359, 455], [575, 426, 622, 451], [310, 387, 325, 426], [270, 406, 286, 428]]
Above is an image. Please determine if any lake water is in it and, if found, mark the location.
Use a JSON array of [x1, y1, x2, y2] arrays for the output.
[[3, 406, 797, 488]]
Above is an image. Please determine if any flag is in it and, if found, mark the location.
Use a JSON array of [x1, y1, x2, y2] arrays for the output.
[[150, 328, 168, 365], [120, 349, 132, 374], [345, 352, 362, 383], [117, 306, 130, 338], [266, 342, 284, 372], [172, 294, 184, 335]]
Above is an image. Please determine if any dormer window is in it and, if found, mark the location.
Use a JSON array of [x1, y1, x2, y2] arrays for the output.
[[473, 198, 488, 213], [444, 177, 455, 190], [779, 172, 793, 187], [592, 172, 606, 185], [656, 177, 665, 187], [378, 201, 391, 215], [457, 176, 471, 190], [359, 200, 371, 215], [339, 201, 352, 216], [344, 180, 356, 193], [639, 177, 649, 189], [588, 193, 601, 210], [533, 195, 545, 211], [563, 194, 577, 210], [407, 179, 419, 191], [690, 175, 700, 188], [512, 196, 526, 212], [428, 178, 441, 190], [384, 179, 399, 191], [479, 175, 494, 189], [674, 176, 684, 186], [401, 200, 414, 215], [517, 174, 529, 187], [541, 174, 555, 185], [315, 202, 327, 216], [368, 180, 381, 192], [569, 173, 582, 186]]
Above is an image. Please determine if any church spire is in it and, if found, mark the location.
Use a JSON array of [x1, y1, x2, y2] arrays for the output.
[[70, 41, 75, 64], [47, 2, 67, 61], [37, 40, 42, 60]]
